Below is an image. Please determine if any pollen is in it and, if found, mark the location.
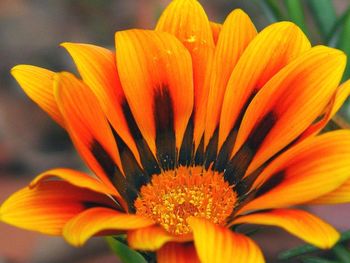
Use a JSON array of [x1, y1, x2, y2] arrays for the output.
[[134, 166, 237, 235]]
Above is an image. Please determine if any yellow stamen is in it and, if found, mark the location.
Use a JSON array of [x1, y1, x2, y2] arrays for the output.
[[135, 166, 237, 235]]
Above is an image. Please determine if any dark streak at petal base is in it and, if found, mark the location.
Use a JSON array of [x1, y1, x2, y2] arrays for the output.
[[179, 113, 194, 166], [121, 100, 161, 176], [90, 140, 137, 212], [154, 85, 176, 170], [224, 111, 277, 185]]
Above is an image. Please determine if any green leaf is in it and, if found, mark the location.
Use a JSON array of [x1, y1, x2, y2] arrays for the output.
[[341, 230, 350, 241], [279, 230, 350, 260], [308, 0, 336, 40], [106, 236, 147, 263], [326, 6, 350, 47], [257, 0, 283, 22], [278, 243, 319, 260], [333, 245, 350, 263], [285, 0, 308, 35], [300, 256, 339, 263], [338, 11, 350, 80]]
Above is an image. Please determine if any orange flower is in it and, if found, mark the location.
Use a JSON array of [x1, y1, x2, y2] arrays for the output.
[[2, 0, 350, 262]]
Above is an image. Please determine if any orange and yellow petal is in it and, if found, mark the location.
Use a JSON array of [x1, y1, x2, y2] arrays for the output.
[[188, 217, 265, 263], [127, 225, 192, 251], [218, 22, 310, 151], [63, 207, 154, 246], [29, 168, 119, 197], [233, 209, 339, 249], [61, 43, 141, 163], [235, 46, 346, 175], [239, 130, 350, 213], [287, 70, 350, 142], [157, 242, 200, 263], [54, 72, 122, 192], [205, 9, 257, 148], [331, 79, 350, 117], [156, 0, 214, 149], [11, 65, 64, 126], [0, 181, 116, 235], [311, 178, 350, 204], [210, 22, 222, 45], [115, 29, 193, 167]]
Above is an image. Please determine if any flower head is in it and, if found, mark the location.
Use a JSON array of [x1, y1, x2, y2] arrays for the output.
[[2, 0, 350, 262]]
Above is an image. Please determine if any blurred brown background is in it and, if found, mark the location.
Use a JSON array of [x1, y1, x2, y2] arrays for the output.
[[0, 0, 349, 262]]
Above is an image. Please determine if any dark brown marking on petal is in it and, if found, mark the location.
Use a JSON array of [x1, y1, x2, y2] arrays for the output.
[[254, 171, 285, 197], [204, 127, 218, 169], [224, 111, 277, 185], [111, 127, 150, 193], [179, 113, 194, 166], [90, 139, 137, 212], [215, 130, 237, 172], [235, 165, 267, 198], [82, 201, 123, 212], [194, 136, 204, 166], [121, 99, 161, 176], [154, 85, 176, 170], [215, 89, 258, 172]]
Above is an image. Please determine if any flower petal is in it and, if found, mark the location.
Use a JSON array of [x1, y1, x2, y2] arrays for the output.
[[218, 22, 310, 152], [61, 43, 141, 163], [298, 78, 350, 140], [157, 242, 200, 263], [63, 207, 154, 246], [233, 209, 340, 249], [188, 217, 265, 263], [239, 130, 350, 213], [29, 168, 118, 196], [127, 225, 192, 251], [210, 22, 222, 45], [331, 79, 350, 117], [311, 178, 350, 204], [205, 9, 257, 148], [156, 0, 214, 149], [115, 30, 193, 169], [0, 181, 116, 235], [234, 46, 346, 176], [11, 65, 64, 126], [54, 72, 124, 194]]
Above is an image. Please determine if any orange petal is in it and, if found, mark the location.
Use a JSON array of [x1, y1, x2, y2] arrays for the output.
[[188, 217, 265, 263], [210, 22, 222, 45], [11, 65, 64, 126], [157, 242, 200, 263], [29, 168, 118, 197], [218, 22, 311, 152], [233, 209, 340, 249], [234, 46, 346, 175], [0, 181, 116, 235], [61, 43, 140, 163], [127, 225, 192, 251], [331, 79, 350, 117], [115, 30, 193, 168], [63, 207, 154, 246], [298, 78, 350, 140], [54, 72, 122, 193], [156, 0, 215, 149], [205, 9, 257, 148], [239, 130, 350, 213], [311, 177, 350, 204]]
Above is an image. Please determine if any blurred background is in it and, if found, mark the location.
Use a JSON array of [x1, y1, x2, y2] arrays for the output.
[[0, 0, 350, 262]]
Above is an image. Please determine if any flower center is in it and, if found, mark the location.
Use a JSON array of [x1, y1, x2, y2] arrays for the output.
[[134, 166, 237, 235]]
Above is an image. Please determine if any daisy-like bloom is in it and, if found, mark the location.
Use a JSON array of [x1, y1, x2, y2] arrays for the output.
[[2, 0, 350, 262]]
